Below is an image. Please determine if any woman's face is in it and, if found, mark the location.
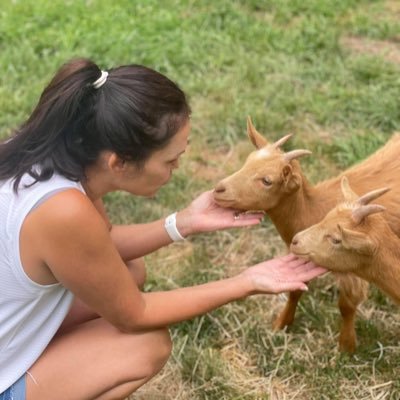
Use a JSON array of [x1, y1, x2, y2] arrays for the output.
[[121, 119, 191, 197]]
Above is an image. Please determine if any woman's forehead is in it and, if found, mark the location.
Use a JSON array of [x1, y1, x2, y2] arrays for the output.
[[167, 122, 190, 152]]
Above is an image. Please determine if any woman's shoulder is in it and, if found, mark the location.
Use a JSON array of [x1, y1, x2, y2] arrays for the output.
[[24, 188, 110, 253], [32, 189, 98, 224]]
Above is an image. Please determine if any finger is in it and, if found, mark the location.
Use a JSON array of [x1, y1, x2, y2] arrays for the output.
[[237, 212, 265, 219], [230, 211, 264, 222], [296, 266, 328, 281], [279, 253, 298, 262], [281, 262, 328, 280], [292, 261, 320, 273], [287, 257, 309, 269], [301, 263, 328, 275], [233, 218, 263, 227], [273, 281, 309, 293]]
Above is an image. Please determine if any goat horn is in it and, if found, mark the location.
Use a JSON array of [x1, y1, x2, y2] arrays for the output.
[[341, 176, 358, 201], [247, 116, 268, 148], [356, 187, 390, 206], [284, 149, 312, 162], [247, 116, 256, 134], [271, 134, 293, 149], [352, 204, 386, 225]]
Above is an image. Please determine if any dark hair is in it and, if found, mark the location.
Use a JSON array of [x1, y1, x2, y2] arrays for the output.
[[0, 58, 191, 191]]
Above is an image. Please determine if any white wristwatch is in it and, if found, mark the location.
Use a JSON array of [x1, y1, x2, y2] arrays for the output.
[[164, 212, 186, 242]]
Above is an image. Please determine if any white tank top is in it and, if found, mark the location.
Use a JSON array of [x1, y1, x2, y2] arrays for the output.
[[0, 172, 85, 392]]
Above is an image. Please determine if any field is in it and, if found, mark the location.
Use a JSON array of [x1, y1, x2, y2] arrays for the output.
[[1, 1, 400, 399]]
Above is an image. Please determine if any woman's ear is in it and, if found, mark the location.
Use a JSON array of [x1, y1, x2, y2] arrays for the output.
[[107, 152, 126, 173]]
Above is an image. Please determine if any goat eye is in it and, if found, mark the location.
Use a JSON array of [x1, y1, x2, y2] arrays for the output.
[[261, 177, 272, 187], [330, 237, 342, 245]]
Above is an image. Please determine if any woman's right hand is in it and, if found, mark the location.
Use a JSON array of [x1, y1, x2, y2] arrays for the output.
[[176, 190, 264, 237], [240, 254, 327, 295]]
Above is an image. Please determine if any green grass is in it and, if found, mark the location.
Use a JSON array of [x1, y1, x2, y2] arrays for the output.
[[1, 0, 400, 399]]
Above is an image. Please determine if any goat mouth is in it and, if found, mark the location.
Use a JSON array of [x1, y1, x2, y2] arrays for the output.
[[213, 197, 237, 207], [291, 251, 311, 260]]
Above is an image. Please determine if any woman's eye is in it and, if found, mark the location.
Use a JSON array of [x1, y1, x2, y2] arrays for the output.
[[261, 177, 272, 187]]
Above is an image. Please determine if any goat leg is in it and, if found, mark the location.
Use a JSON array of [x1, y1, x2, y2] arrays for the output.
[[336, 273, 369, 353], [272, 290, 303, 330]]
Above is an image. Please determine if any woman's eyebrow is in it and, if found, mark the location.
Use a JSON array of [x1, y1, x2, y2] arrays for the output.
[[170, 140, 190, 158], [171, 149, 186, 159], [176, 141, 190, 156]]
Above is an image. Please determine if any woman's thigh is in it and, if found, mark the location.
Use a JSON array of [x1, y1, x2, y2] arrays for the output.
[[27, 318, 171, 400]]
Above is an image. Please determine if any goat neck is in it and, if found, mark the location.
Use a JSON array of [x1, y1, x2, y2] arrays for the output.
[[361, 229, 400, 304], [267, 171, 326, 245]]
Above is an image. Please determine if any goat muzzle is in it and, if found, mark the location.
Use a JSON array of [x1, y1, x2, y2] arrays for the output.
[[214, 183, 226, 193]]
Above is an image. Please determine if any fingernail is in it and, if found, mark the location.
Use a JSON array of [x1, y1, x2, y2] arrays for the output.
[[301, 285, 309, 291]]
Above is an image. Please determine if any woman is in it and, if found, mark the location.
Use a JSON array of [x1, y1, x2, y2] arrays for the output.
[[0, 59, 326, 400]]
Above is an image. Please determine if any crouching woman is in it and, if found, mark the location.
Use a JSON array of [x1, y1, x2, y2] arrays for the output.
[[0, 59, 326, 400]]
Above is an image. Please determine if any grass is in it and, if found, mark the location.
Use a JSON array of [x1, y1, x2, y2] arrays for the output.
[[1, 0, 400, 399]]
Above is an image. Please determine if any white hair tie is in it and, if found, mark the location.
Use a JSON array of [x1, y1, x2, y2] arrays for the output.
[[92, 70, 108, 89]]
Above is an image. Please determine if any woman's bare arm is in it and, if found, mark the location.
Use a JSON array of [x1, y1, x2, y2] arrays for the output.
[[93, 191, 264, 261], [24, 190, 249, 331], [29, 190, 324, 332]]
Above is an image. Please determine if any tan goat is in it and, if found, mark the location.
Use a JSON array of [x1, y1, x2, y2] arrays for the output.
[[290, 176, 400, 305], [214, 117, 400, 352]]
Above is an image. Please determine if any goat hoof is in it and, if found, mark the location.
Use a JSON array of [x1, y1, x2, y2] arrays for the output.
[[272, 315, 294, 331], [339, 338, 357, 353]]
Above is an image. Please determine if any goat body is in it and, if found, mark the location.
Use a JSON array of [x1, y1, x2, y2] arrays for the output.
[[214, 118, 400, 352]]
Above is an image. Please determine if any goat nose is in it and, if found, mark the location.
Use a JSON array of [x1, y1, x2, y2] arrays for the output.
[[214, 183, 226, 193], [291, 235, 299, 246]]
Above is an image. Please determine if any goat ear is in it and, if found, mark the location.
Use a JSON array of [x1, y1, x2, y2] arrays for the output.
[[282, 166, 301, 193], [282, 164, 292, 179], [247, 116, 268, 149], [341, 176, 358, 202], [338, 224, 375, 255]]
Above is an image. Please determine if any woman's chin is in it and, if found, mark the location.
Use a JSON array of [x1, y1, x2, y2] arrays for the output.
[[142, 190, 158, 198], [146, 187, 162, 198], [128, 182, 166, 198], [126, 188, 158, 198]]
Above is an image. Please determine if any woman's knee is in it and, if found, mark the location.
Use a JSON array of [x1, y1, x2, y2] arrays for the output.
[[138, 328, 172, 377], [151, 328, 172, 372]]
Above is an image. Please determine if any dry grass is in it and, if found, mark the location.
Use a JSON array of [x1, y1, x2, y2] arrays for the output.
[[341, 36, 400, 65]]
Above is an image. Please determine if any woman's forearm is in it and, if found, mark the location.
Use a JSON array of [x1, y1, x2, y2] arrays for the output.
[[110, 220, 175, 260], [107, 190, 264, 261], [124, 275, 252, 331], [110, 209, 194, 260]]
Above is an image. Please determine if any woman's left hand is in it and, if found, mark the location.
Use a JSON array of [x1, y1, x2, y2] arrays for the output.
[[176, 190, 264, 237]]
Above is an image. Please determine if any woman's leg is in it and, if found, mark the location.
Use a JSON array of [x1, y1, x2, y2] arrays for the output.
[[26, 257, 167, 400], [27, 319, 172, 400]]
